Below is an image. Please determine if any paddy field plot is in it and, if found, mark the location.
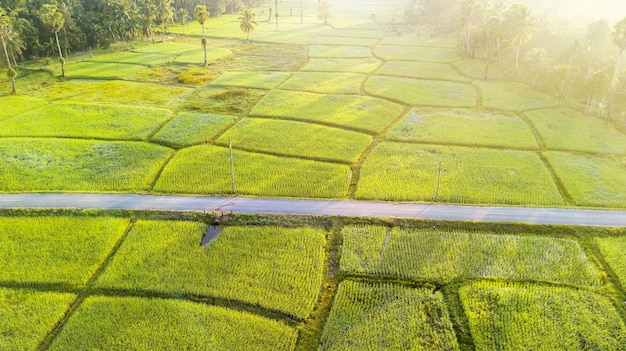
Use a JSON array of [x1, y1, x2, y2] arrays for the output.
[[173, 47, 233, 64], [302, 58, 381, 73], [67, 61, 148, 79], [525, 108, 626, 154], [319, 29, 384, 39], [319, 281, 459, 351], [0, 139, 172, 192], [49, 296, 297, 351], [0, 95, 47, 121], [374, 45, 460, 63], [0, 288, 75, 351], [0, 102, 173, 140], [215, 118, 372, 163], [86, 50, 177, 65], [460, 281, 626, 351], [154, 145, 351, 198], [250, 90, 403, 133], [0, 216, 129, 287], [95, 222, 325, 320], [308, 45, 373, 59], [340, 226, 601, 286], [376, 61, 471, 82], [386, 108, 538, 149], [364, 76, 476, 107], [355, 143, 563, 205], [477, 80, 556, 111], [150, 112, 236, 148], [310, 36, 379, 46], [179, 86, 267, 115], [451, 58, 502, 79], [595, 236, 626, 290], [211, 72, 291, 90], [544, 152, 626, 207], [131, 42, 198, 55], [380, 37, 457, 48], [279, 72, 366, 94]]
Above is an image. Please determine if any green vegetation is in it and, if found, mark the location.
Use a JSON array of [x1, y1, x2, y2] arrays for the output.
[[0, 139, 172, 192], [151, 112, 236, 148], [0, 216, 129, 287], [476, 80, 556, 111], [95, 222, 325, 320], [364, 76, 476, 107], [179, 86, 267, 115], [87, 50, 177, 65], [525, 108, 626, 154], [452, 59, 502, 80], [374, 45, 460, 63], [67, 61, 147, 79], [386, 108, 538, 148], [302, 58, 381, 73], [215, 118, 372, 163], [50, 296, 297, 351], [308, 45, 373, 59], [321, 29, 384, 39], [545, 152, 626, 207], [211, 72, 291, 90], [376, 61, 471, 82], [380, 37, 457, 48], [460, 281, 626, 350], [279, 72, 366, 94], [0, 95, 47, 121], [0, 102, 173, 140], [310, 36, 379, 46], [319, 281, 459, 351], [0, 288, 75, 351], [341, 226, 601, 285], [154, 145, 351, 198], [595, 236, 626, 289], [174, 47, 232, 64], [356, 143, 563, 205], [250, 90, 403, 133]]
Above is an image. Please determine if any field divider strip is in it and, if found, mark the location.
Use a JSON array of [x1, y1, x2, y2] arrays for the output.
[[212, 143, 355, 165], [537, 152, 574, 206], [148, 150, 179, 191], [246, 114, 379, 135], [36, 220, 137, 351]]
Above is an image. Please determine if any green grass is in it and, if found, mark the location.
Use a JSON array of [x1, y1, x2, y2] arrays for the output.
[[0, 95, 47, 121], [302, 58, 381, 73], [0, 216, 129, 287], [310, 36, 379, 46], [49, 296, 297, 351], [174, 47, 233, 64], [0, 139, 173, 192], [87, 50, 177, 65], [308, 45, 373, 59], [452, 58, 502, 79], [544, 152, 626, 207], [250, 90, 403, 133], [154, 145, 351, 198], [374, 45, 460, 63], [0, 288, 75, 351], [476, 80, 556, 111], [595, 236, 626, 290], [364, 76, 476, 107], [379, 37, 457, 48], [386, 108, 538, 149], [67, 61, 147, 79], [95, 222, 325, 320], [150, 112, 236, 148], [525, 108, 626, 154], [0, 102, 173, 140], [131, 42, 198, 55], [376, 61, 471, 82], [460, 281, 626, 351], [356, 143, 564, 205], [215, 118, 372, 163], [178, 86, 267, 115], [341, 226, 601, 286], [211, 72, 291, 89], [279, 72, 366, 94], [30, 80, 191, 107], [319, 29, 384, 39], [319, 281, 459, 351]]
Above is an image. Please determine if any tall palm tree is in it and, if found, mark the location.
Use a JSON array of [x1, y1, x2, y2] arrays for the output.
[[194, 5, 209, 65], [505, 3, 537, 77], [238, 9, 257, 43], [155, 0, 174, 42], [39, 4, 66, 77], [0, 7, 16, 93], [608, 17, 626, 119], [585, 20, 610, 76]]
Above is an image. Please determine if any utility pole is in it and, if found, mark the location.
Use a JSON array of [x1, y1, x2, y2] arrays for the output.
[[300, 0, 303, 24], [229, 137, 235, 194], [435, 161, 442, 202], [275, 0, 278, 31]]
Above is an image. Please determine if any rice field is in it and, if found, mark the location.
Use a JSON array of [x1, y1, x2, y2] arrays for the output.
[[308, 45, 373, 59], [279, 72, 366, 94], [211, 72, 291, 90], [595, 236, 626, 290], [0, 102, 173, 140], [340, 226, 601, 285], [364, 76, 477, 107], [0, 95, 47, 121], [376, 61, 471, 82], [95, 222, 325, 320], [150, 112, 236, 148], [477, 80, 556, 111], [373, 45, 460, 63], [355, 143, 564, 205], [302, 58, 381, 73], [319, 281, 459, 351], [49, 296, 297, 351], [67, 61, 148, 79], [179, 86, 267, 115], [460, 281, 626, 351], [386, 108, 539, 149], [154, 144, 350, 197]]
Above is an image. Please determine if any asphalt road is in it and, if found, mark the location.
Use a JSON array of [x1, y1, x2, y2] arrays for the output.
[[0, 193, 625, 226]]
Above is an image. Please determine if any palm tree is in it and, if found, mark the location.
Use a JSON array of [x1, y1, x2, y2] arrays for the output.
[[0, 7, 13, 67], [6, 67, 16, 93], [238, 9, 257, 43], [505, 3, 537, 77], [610, 17, 626, 91], [156, 0, 174, 42], [178, 8, 189, 35], [584, 20, 610, 77], [39, 4, 66, 77], [194, 5, 209, 65]]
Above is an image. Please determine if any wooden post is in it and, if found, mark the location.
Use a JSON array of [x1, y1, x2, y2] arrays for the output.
[[435, 161, 442, 202], [229, 137, 235, 194]]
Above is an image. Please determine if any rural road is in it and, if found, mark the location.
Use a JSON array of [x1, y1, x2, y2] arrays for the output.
[[0, 193, 625, 226]]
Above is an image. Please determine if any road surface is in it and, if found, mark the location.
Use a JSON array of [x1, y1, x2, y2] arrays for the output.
[[0, 193, 625, 226]]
